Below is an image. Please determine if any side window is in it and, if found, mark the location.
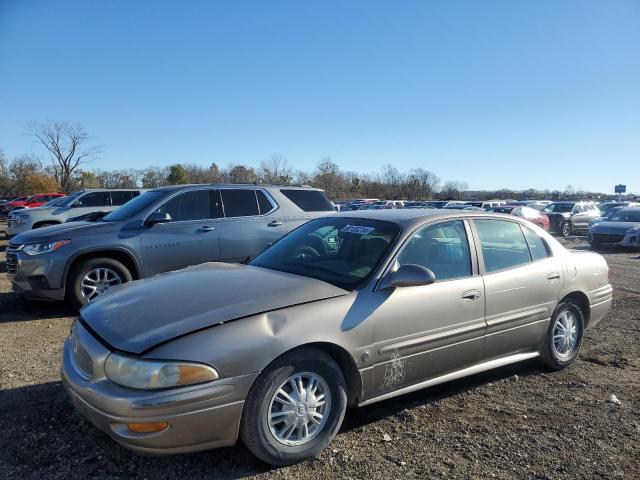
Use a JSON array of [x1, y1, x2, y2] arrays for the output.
[[512, 207, 523, 216], [221, 189, 259, 217], [110, 191, 137, 206], [256, 190, 275, 214], [80, 192, 111, 207], [396, 220, 472, 281], [572, 205, 583, 214], [153, 189, 215, 221], [522, 226, 550, 261], [474, 219, 531, 273]]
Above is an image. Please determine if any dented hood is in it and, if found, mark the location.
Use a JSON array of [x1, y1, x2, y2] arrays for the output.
[[80, 262, 349, 354]]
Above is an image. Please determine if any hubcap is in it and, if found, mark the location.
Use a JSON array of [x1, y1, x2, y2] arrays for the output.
[[552, 310, 578, 359], [80, 268, 123, 301], [267, 372, 331, 446]]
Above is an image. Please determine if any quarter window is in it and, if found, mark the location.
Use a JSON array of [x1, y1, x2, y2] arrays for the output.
[[396, 220, 472, 280], [256, 190, 274, 214], [280, 189, 334, 212], [474, 219, 531, 273], [153, 189, 217, 222], [221, 189, 259, 217]]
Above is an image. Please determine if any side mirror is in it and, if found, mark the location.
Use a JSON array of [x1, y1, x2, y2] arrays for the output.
[[145, 212, 171, 227], [386, 264, 436, 288]]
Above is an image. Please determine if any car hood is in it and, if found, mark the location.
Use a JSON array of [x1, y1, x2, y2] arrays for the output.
[[591, 221, 639, 233], [10, 220, 122, 244], [80, 262, 350, 354]]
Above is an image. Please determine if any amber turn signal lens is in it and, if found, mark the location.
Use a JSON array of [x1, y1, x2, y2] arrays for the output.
[[127, 422, 169, 433]]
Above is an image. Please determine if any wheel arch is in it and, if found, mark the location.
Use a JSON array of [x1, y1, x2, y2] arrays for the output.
[[560, 291, 591, 326], [257, 342, 363, 407], [63, 248, 142, 288]]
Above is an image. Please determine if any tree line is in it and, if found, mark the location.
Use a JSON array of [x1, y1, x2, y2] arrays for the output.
[[0, 121, 616, 201]]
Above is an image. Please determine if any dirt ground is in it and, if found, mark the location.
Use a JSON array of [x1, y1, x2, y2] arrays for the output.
[[0, 224, 638, 480]]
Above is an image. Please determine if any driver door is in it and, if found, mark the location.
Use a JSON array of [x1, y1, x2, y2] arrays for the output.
[[369, 219, 486, 396]]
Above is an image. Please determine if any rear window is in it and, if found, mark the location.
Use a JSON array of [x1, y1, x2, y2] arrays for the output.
[[280, 189, 334, 212]]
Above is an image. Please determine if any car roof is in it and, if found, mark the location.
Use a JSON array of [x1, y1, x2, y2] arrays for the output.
[[336, 208, 495, 228], [151, 183, 323, 192]]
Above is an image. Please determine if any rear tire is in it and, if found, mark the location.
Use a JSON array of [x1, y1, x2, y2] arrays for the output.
[[67, 257, 132, 309], [240, 348, 347, 466], [540, 300, 584, 370]]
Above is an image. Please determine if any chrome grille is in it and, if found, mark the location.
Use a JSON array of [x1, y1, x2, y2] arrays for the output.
[[71, 332, 93, 378], [5, 247, 19, 275]]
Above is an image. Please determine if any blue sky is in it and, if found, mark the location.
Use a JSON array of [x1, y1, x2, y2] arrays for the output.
[[0, 0, 638, 193]]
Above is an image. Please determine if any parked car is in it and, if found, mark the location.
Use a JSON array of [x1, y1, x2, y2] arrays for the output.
[[588, 207, 640, 249], [597, 201, 639, 215], [342, 199, 379, 211], [7, 184, 335, 307], [443, 204, 484, 211], [405, 200, 448, 209], [369, 200, 404, 209], [1, 193, 66, 216], [587, 206, 626, 230], [488, 205, 550, 230], [526, 201, 552, 211], [465, 201, 503, 210], [543, 201, 600, 237], [6, 189, 143, 238], [0, 196, 27, 218], [61, 209, 612, 465]]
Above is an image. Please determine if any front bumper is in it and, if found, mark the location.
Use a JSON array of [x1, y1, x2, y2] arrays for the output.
[[6, 218, 32, 237], [61, 322, 256, 455], [7, 247, 67, 301]]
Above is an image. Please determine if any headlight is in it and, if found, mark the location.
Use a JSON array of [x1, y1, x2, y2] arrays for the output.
[[104, 353, 219, 390], [22, 240, 71, 255]]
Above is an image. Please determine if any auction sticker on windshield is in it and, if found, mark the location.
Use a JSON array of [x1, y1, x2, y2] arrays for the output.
[[341, 225, 376, 235]]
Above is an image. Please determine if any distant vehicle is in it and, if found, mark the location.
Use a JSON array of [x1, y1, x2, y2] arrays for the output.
[[543, 202, 600, 237], [588, 207, 640, 249], [7, 184, 335, 307], [465, 201, 504, 211], [526, 201, 552, 211], [488, 205, 550, 231], [342, 199, 379, 211], [6, 189, 143, 238], [405, 201, 448, 209], [598, 201, 639, 215], [370, 200, 404, 209], [587, 206, 626, 230], [2, 193, 66, 214], [443, 204, 484, 211]]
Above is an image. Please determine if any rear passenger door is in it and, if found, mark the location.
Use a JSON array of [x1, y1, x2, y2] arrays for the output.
[[218, 188, 284, 262], [472, 219, 564, 359], [140, 189, 221, 275]]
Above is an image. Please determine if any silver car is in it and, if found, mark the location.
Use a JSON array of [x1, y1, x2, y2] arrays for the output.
[[6, 189, 143, 237], [62, 210, 612, 465]]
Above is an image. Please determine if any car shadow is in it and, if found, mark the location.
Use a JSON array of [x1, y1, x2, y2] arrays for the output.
[[0, 361, 544, 479], [0, 293, 75, 323]]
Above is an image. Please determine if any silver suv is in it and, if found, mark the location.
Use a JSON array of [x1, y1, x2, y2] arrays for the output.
[[7, 184, 334, 307], [7, 189, 143, 238]]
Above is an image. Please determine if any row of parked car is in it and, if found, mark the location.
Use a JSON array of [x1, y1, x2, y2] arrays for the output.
[[2, 184, 621, 464], [3, 187, 639, 310]]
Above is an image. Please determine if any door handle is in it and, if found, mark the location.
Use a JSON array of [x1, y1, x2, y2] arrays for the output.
[[461, 289, 481, 301], [268, 220, 283, 227], [199, 226, 216, 232], [546, 272, 560, 281]]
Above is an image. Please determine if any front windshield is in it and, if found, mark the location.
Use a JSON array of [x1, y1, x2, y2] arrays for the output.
[[609, 210, 640, 222], [102, 190, 168, 222], [250, 217, 400, 290], [544, 203, 573, 213]]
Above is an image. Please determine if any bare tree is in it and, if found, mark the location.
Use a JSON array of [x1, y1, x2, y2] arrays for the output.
[[259, 154, 293, 184], [27, 121, 101, 192]]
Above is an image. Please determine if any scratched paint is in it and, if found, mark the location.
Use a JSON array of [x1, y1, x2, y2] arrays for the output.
[[381, 350, 406, 391]]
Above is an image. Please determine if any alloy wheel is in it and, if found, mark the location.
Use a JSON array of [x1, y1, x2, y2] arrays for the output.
[[267, 372, 331, 446], [552, 310, 578, 359], [80, 267, 123, 301]]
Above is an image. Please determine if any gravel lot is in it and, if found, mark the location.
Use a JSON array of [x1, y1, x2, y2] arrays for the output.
[[0, 224, 638, 480]]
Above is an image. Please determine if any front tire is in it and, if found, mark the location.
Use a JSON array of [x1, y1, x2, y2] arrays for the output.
[[240, 348, 347, 466], [540, 300, 584, 370], [561, 220, 572, 238], [67, 257, 132, 309]]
